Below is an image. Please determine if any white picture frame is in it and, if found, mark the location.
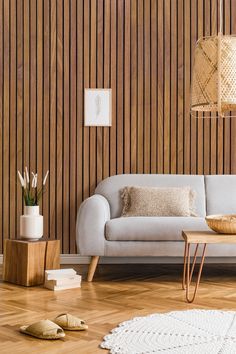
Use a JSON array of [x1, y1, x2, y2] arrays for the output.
[[84, 88, 112, 126]]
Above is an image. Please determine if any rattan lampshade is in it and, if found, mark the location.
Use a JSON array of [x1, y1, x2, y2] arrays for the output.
[[191, 34, 236, 117], [191, 0, 236, 118]]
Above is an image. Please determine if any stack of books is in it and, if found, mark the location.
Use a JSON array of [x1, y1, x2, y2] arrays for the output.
[[44, 269, 82, 291]]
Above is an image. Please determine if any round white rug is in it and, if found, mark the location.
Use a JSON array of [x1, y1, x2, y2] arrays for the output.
[[100, 310, 236, 354]]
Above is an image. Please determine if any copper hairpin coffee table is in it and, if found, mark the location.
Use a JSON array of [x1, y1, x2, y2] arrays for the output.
[[182, 230, 236, 303]]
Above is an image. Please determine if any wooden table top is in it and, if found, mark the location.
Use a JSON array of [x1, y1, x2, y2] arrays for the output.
[[182, 230, 236, 244]]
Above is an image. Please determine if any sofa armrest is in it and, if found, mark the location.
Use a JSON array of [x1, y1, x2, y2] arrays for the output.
[[76, 195, 110, 256]]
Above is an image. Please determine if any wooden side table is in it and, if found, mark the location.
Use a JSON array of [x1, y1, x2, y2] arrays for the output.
[[182, 230, 236, 303], [3, 239, 60, 286]]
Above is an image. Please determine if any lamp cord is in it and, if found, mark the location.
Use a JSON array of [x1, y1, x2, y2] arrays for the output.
[[219, 0, 223, 34]]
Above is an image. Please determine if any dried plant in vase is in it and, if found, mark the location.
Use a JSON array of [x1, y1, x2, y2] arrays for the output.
[[18, 167, 49, 206], [18, 168, 49, 240]]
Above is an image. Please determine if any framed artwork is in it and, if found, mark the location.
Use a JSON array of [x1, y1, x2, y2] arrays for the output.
[[84, 88, 112, 126]]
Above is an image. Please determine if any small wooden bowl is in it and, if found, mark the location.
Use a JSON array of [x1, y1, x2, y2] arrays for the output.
[[205, 214, 236, 234]]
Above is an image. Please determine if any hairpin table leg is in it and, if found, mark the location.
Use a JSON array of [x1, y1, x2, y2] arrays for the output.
[[182, 242, 188, 290], [182, 243, 199, 290], [184, 243, 207, 303]]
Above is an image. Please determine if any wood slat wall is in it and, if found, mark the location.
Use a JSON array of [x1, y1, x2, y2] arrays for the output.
[[0, 0, 236, 253]]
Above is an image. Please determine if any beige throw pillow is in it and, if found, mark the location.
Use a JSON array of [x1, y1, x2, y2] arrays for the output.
[[121, 186, 197, 217]]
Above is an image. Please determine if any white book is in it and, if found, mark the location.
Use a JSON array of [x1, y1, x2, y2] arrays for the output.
[[44, 282, 81, 291], [45, 275, 82, 286], [45, 268, 77, 280]]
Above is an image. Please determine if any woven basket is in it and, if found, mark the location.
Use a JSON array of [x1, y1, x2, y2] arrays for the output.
[[205, 214, 236, 234]]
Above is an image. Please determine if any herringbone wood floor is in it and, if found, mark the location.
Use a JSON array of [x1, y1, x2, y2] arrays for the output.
[[1, 263, 236, 354]]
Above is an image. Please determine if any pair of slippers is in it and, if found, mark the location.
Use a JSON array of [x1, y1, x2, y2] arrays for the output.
[[20, 313, 88, 340]]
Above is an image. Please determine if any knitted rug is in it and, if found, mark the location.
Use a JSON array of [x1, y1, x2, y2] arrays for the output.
[[100, 310, 236, 354]]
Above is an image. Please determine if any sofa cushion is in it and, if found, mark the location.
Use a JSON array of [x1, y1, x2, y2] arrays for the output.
[[105, 217, 209, 241], [121, 186, 197, 217], [95, 174, 206, 218], [205, 175, 236, 215]]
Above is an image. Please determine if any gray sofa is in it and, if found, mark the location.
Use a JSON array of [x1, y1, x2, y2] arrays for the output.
[[76, 174, 236, 280]]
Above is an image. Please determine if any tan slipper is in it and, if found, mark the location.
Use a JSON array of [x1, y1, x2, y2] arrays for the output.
[[53, 313, 88, 331], [20, 319, 65, 340]]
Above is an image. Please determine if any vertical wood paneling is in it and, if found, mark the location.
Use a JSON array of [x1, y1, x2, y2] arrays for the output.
[[137, 0, 144, 173], [231, 0, 236, 174], [151, 0, 157, 174], [96, 0, 103, 183], [217, 0, 224, 174], [97, 0, 103, 91], [124, 0, 131, 174], [9, 0, 16, 239], [3, 0, 10, 241], [211, 0, 218, 174], [110, 0, 117, 176], [63, 0, 70, 253], [164, 0, 170, 173], [56, 0, 63, 250], [203, 0, 211, 174], [83, 0, 90, 199], [131, 0, 137, 173], [157, 0, 164, 174], [177, 0, 184, 173], [197, 0, 204, 174], [37, 0, 43, 211], [184, 0, 190, 174], [190, 0, 197, 174], [0, 0, 3, 250], [103, 0, 110, 179], [89, 0, 96, 195], [1, 0, 236, 254], [23, 0, 30, 170], [50, 0, 57, 240], [224, 0, 231, 174], [30, 0, 37, 172], [16, 0, 23, 242], [170, 0, 177, 174], [43, 0, 50, 239], [117, 0, 124, 174], [69, 0, 77, 253], [144, 0, 150, 173], [77, 0, 83, 215]]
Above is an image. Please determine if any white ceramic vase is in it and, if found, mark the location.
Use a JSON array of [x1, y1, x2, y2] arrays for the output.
[[20, 206, 43, 241]]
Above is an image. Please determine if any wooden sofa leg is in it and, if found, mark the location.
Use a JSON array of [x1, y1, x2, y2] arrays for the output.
[[87, 256, 100, 282]]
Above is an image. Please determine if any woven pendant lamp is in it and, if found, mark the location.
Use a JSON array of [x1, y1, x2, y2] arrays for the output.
[[191, 0, 236, 118]]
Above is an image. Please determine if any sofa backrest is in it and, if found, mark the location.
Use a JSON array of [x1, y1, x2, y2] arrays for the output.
[[205, 175, 236, 215], [95, 174, 206, 218]]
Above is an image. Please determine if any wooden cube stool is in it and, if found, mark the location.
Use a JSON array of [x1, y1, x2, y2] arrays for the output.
[[3, 239, 60, 286]]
